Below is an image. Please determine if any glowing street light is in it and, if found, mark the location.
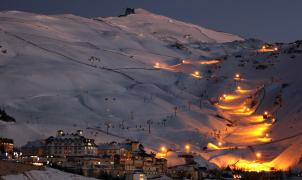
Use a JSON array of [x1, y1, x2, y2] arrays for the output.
[[218, 142, 222, 146], [265, 133, 269, 137], [274, 47, 278, 51], [191, 71, 201, 78], [181, 59, 188, 64], [256, 152, 262, 158], [237, 86, 241, 90], [235, 73, 241, 79], [161, 146, 166, 152], [263, 111, 269, 119], [154, 62, 160, 69], [185, 144, 190, 152], [220, 94, 227, 101]]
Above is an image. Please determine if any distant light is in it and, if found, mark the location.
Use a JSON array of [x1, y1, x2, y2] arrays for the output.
[[191, 71, 201, 78], [274, 47, 278, 51], [161, 146, 166, 152], [218, 142, 222, 146], [185, 144, 190, 151], [235, 74, 240, 78], [265, 133, 269, 137], [237, 86, 241, 90], [262, 45, 266, 49], [256, 152, 262, 158]]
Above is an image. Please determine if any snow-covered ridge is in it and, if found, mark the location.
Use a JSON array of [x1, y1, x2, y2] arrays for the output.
[[101, 8, 243, 44]]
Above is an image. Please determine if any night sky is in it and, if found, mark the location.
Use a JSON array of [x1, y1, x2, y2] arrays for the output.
[[0, 0, 301, 42]]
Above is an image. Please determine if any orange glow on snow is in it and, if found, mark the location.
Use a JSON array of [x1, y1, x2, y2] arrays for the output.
[[191, 71, 201, 78], [199, 60, 221, 65]]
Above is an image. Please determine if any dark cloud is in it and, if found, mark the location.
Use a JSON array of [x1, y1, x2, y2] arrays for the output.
[[0, 0, 301, 42]]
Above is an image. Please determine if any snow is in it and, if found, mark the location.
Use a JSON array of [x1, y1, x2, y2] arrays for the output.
[[0, 8, 301, 171], [2, 168, 97, 180]]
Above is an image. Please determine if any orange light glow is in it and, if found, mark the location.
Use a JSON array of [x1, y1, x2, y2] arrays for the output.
[[185, 144, 190, 151], [248, 116, 265, 123], [233, 159, 273, 172], [207, 143, 222, 150], [154, 62, 160, 68], [256, 152, 262, 158], [219, 94, 240, 102], [258, 46, 278, 53], [218, 142, 223, 146], [257, 137, 272, 142], [181, 59, 189, 64], [191, 71, 201, 78], [161, 146, 166, 152], [200, 60, 221, 65]]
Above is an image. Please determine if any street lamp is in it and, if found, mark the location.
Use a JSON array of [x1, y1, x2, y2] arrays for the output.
[[235, 73, 240, 79], [263, 111, 269, 119], [185, 144, 190, 152], [161, 146, 166, 152]]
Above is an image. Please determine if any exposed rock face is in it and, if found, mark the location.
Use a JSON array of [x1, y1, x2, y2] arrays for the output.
[[119, 8, 135, 17]]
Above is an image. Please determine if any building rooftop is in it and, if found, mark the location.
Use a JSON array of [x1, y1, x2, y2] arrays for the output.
[[0, 138, 13, 144]]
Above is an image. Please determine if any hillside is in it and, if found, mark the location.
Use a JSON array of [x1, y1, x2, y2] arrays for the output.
[[0, 9, 302, 171]]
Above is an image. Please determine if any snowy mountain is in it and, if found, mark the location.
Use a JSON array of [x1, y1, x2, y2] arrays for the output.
[[0, 9, 302, 171]]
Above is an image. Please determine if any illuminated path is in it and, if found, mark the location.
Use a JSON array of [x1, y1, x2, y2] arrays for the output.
[[203, 79, 288, 171]]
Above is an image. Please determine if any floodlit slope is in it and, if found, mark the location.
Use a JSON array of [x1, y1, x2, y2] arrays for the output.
[[0, 10, 243, 149]]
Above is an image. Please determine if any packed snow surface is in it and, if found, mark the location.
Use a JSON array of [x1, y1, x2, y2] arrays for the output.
[[2, 168, 97, 180]]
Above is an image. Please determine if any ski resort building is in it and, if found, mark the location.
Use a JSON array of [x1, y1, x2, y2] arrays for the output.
[[45, 130, 97, 157], [98, 140, 167, 175], [0, 137, 14, 159], [21, 140, 45, 157]]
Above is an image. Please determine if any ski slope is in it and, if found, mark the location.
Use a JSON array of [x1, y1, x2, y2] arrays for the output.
[[0, 9, 302, 171]]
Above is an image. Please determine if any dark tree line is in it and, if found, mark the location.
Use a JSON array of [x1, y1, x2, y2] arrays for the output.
[[0, 109, 16, 122]]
